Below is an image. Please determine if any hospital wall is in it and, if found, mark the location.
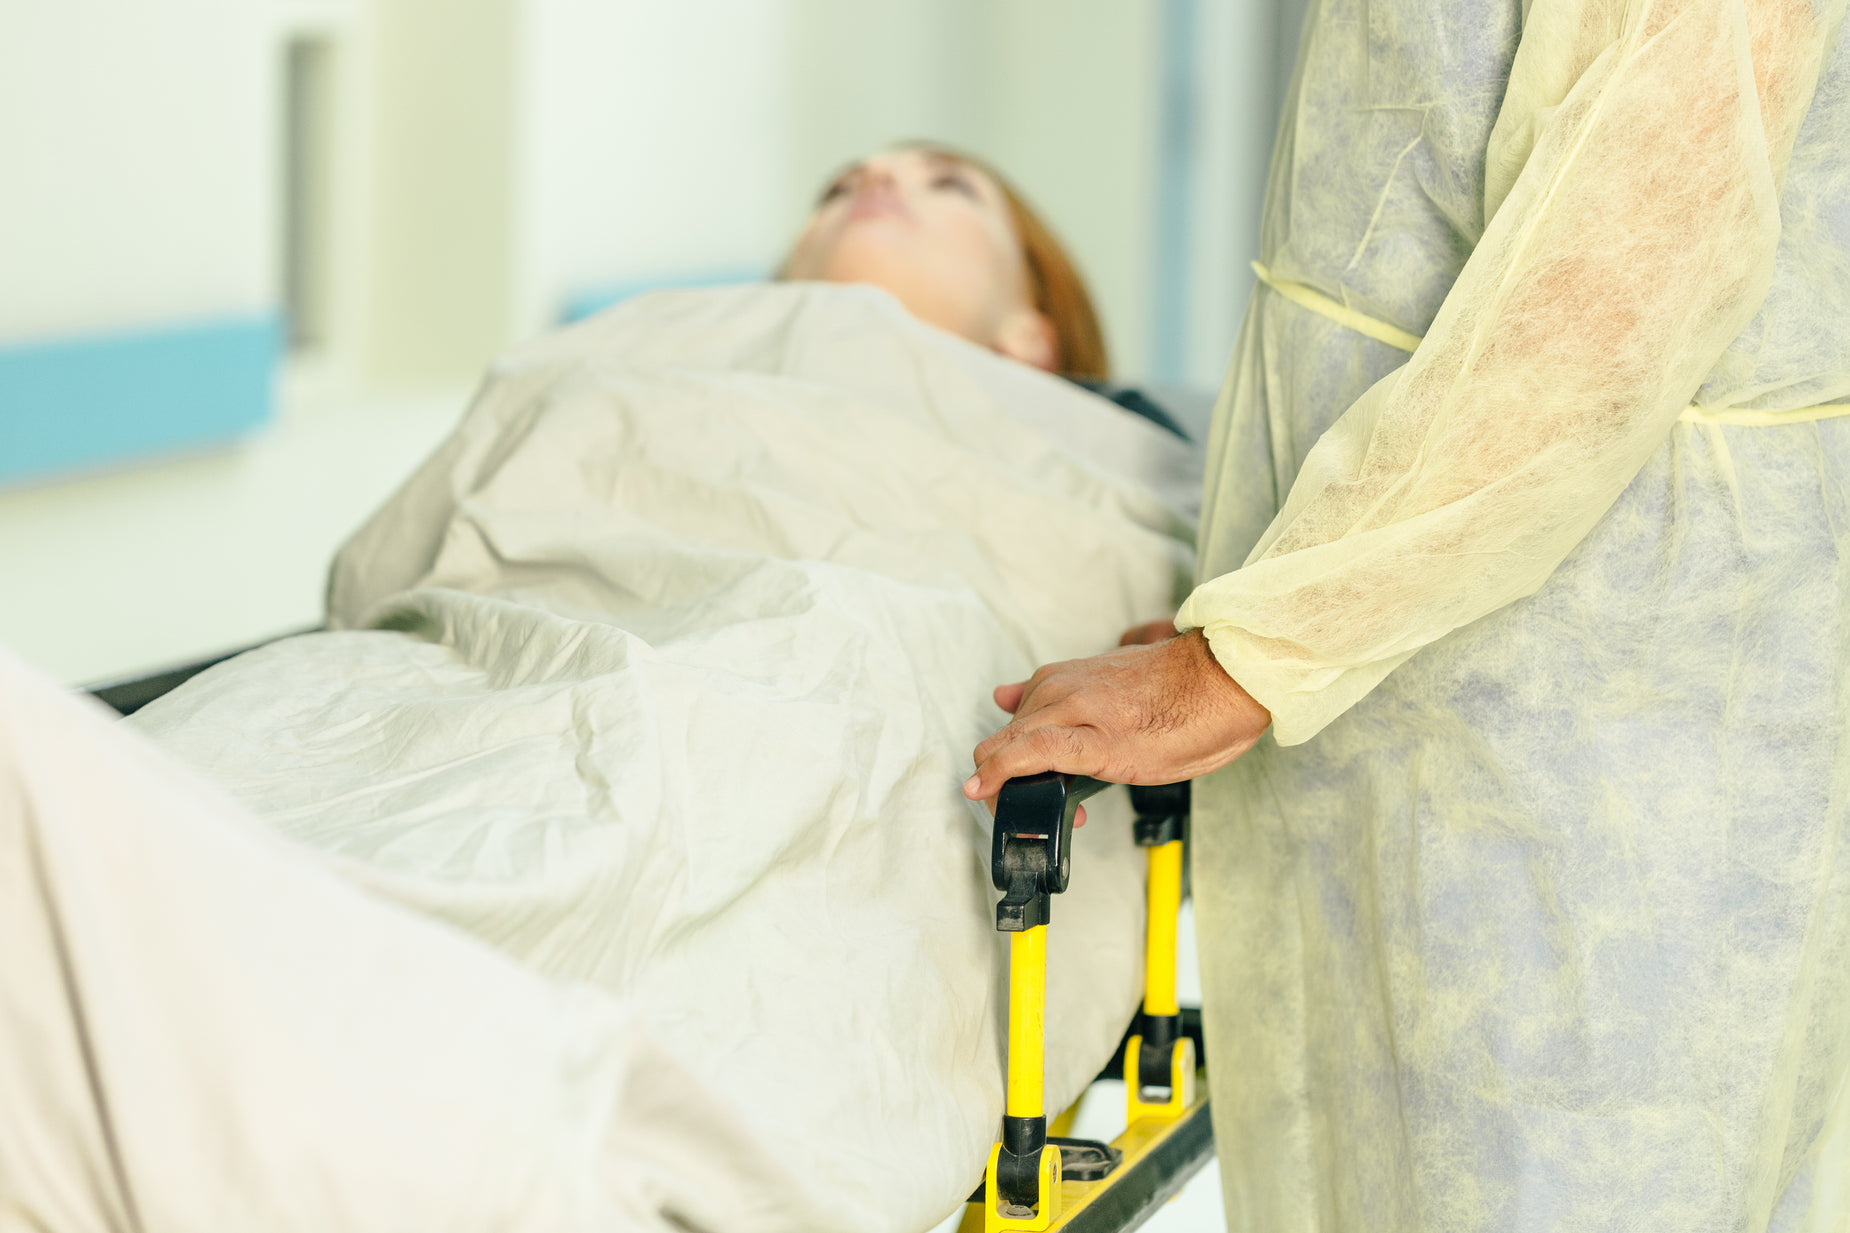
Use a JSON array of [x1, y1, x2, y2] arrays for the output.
[[349, 0, 1302, 394], [0, 0, 276, 339], [2, 0, 1278, 414], [363, 0, 1181, 384], [0, 0, 284, 483]]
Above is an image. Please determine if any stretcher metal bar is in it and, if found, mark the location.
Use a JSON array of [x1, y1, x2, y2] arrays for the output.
[[1046, 1092, 1212, 1233], [1008, 926, 1049, 1119], [85, 629, 317, 715], [957, 1089, 1211, 1233]]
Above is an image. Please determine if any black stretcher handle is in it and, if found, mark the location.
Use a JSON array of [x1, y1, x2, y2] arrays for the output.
[[990, 772, 1110, 931]]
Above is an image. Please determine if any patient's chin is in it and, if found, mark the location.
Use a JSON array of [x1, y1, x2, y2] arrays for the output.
[[824, 273, 998, 352], [812, 246, 997, 341]]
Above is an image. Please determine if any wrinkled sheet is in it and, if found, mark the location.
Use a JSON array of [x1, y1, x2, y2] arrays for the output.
[[9, 283, 1198, 1232], [1186, 0, 1850, 1230], [0, 647, 823, 1233]]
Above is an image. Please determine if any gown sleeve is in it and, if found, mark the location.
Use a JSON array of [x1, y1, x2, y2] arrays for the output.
[[1175, 0, 1840, 744]]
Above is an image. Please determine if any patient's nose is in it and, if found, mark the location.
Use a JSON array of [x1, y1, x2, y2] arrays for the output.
[[855, 163, 900, 195], [845, 163, 908, 217]]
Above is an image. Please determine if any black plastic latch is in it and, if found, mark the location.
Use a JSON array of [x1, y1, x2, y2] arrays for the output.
[[969, 1133, 1123, 1205], [1049, 1136, 1122, 1181], [991, 772, 1109, 932], [997, 1114, 1047, 1209], [1129, 781, 1189, 847], [1137, 1012, 1181, 1098]]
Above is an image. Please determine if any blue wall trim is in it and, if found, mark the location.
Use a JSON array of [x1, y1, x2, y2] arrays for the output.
[[559, 268, 766, 324], [0, 313, 283, 486]]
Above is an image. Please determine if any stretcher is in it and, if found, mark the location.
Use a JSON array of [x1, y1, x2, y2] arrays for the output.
[[958, 773, 1210, 1232], [87, 646, 1216, 1233]]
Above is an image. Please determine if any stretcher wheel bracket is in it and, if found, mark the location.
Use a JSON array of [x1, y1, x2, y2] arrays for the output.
[[1123, 1030, 1197, 1120]]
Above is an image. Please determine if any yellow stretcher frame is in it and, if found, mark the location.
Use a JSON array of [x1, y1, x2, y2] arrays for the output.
[[957, 1088, 1212, 1233], [969, 776, 1210, 1233]]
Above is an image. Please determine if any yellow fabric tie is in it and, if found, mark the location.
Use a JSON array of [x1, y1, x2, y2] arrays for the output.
[[1250, 261, 1850, 427], [1249, 261, 1426, 353]]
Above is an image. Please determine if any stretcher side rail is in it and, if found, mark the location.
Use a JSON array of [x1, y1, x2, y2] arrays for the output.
[[1046, 1098, 1212, 1233], [85, 629, 318, 715]]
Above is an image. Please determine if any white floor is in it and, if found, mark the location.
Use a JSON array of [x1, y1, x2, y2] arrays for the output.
[[0, 372, 468, 685], [2, 378, 1227, 1230]]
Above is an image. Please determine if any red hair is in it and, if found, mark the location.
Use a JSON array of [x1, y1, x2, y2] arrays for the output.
[[915, 146, 1111, 380]]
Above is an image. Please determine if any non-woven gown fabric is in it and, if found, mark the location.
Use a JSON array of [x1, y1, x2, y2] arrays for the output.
[[0, 284, 1201, 1233], [1176, 0, 1850, 1229]]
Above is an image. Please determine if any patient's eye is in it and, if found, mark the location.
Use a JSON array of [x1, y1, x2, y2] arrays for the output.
[[818, 178, 851, 205], [932, 171, 979, 199]]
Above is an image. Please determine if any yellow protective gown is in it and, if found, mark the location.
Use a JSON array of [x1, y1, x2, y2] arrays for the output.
[[1176, 0, 1850, 1227]]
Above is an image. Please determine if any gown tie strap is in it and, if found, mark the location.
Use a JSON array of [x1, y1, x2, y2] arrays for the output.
[[1250, 261, 1850, 428]]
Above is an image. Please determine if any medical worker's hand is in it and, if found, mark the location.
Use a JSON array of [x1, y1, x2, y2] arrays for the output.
[[963, 629, 1271, 814]]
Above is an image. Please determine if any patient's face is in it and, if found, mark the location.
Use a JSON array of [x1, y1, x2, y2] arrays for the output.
[[783, 149, 1057, 371]]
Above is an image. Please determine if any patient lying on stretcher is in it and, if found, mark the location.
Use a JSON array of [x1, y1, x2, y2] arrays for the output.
[[0, 148, 1199, 1233], [784, 144, 1190, 438]]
